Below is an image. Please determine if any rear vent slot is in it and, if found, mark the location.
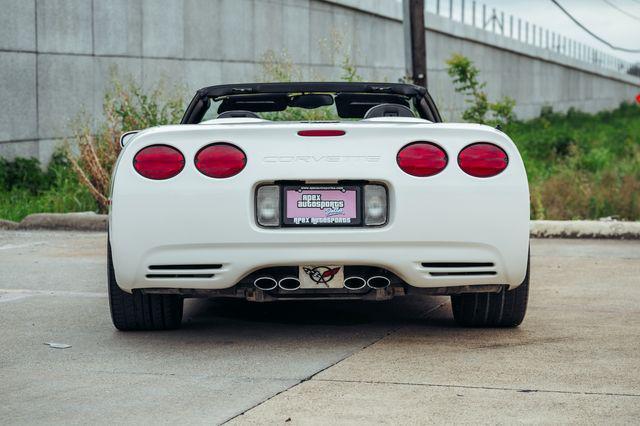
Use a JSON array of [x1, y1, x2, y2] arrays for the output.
[[148, 264, 222, 270], [146, 273, 214, 279], [421, 262, 494, 268], [422, 262, 496, 277], [429, 271, 496, 277]]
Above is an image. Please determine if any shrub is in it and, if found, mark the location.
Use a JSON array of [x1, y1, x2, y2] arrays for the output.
[[0, 153, 96, 222], [0, 157, 48, 193], [446, 53, 515, 125], [66, 75, 185, 212]]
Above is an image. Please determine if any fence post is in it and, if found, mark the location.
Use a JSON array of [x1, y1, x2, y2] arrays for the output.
[[509, 15, 513, 38], [558, 35, 562, 52], [569, 39, 572, 58], [482, 4, 486, 29], [578, 43, 582, 60], [560, 37, 564, 54], [532, 24, 536, 45], [461, 0, 465, 23], [472, 1, 476, 26], [525, 21, 528, 43], [436, 0, 440, 15], [492, 8, 496, 32], [545, 29, 549, 49], [449, 0, 453, 18], [539, 27, 542, 48], [517, 18, 521, 41], [500, 11, 504, 35]]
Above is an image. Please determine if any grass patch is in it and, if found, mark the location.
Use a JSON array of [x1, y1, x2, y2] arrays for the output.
[[506, 103, 640, 220], [0, 153, 96, 222]]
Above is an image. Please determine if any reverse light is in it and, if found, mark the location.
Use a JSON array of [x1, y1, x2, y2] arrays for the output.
[[364, 185, 387, 226], [458, 143, 508, 177], [133, 145, 184, 180], [195, 143, 246, 178], [256, 185, 280, 227], [397, 142, 447, 177]]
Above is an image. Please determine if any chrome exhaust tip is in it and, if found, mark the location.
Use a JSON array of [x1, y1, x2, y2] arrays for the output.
[[367, 276, 391, 289], [254, 276, 278, 291], [344, 276, 367, 290], [278, 277, 301, 291]]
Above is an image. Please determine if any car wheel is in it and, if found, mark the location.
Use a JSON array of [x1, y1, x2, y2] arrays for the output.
[[108, 241, 183, 331], [451, 252, 529, 328]]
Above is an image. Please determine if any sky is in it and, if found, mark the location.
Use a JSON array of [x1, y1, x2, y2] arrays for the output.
[[426, 0, 640, 64]]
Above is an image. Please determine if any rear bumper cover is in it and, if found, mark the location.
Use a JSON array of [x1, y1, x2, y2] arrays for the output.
[[110, 232, 529, 292]]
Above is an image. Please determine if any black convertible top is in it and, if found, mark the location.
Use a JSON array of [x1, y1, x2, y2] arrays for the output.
[[180, 82, 442, 123]]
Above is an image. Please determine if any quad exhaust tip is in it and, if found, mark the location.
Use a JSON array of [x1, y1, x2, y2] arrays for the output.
[[278, 277, 301, 291], [344, 276, 367, 290], [367, 276, 391, 289], [256, 275, 388, 291], [253, 276, 278, 291]]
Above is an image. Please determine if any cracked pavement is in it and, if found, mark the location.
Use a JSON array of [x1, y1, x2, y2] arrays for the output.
[[0, 231, 639, 424]]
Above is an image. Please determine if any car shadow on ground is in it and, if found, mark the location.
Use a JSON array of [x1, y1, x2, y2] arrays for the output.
[[181, 296, 457, 329]]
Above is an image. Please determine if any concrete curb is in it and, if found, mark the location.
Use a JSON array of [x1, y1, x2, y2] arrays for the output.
[[0, 219, 20, 230], [1, 213, 639, 239], [0, 212, 108, 232], [530, 220, 640, 240]]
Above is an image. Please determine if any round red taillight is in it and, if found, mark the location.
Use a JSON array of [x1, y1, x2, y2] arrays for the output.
[[397, 142, 448, 177], [458, 143, 508, 178], [195, 143, 246, 178], [133, 145, 184, 180]]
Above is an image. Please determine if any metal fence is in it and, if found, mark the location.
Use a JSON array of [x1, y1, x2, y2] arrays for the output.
[[426, 0, 639, 78]]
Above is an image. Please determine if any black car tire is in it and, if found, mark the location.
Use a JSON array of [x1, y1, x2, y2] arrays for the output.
[[108, 241, 183, 331], [451, 252, 530, 327]]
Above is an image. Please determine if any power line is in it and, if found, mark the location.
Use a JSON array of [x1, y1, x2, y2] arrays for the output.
[[550, 0, 640, 53], [602, 0, 640, 21]]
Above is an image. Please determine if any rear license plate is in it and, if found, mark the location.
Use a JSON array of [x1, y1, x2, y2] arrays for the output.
[[299, 265, 344, 289], [283, 185, 361, 226]]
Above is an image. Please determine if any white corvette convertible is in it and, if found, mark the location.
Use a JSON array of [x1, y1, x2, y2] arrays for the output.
[[108, 82, 530, 330]]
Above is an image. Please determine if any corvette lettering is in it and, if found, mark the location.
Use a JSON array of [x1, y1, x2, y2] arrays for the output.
[[263, 155, 380, 163]]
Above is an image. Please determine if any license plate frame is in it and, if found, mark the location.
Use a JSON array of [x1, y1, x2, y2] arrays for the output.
[[282, 185, 362, 227]]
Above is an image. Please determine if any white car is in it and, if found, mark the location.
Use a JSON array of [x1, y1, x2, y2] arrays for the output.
[[108, 82, 530, 331]]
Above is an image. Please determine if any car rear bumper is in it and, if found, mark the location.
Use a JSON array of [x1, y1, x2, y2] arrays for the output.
[[110, 235, 528, 292]]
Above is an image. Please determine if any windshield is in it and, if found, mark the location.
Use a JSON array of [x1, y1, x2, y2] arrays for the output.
[[181, 83, 442, 124], [201, 92, 422, 122]]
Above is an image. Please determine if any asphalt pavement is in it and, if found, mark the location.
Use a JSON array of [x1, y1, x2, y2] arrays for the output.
[[0, 231, 638, 424]]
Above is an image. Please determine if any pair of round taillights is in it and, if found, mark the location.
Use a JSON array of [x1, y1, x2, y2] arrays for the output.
[[133, 143, 246, 180], [396, 142, 508, 178]]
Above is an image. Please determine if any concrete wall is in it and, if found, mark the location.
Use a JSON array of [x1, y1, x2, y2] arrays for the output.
[[1, 0, 639, 163]]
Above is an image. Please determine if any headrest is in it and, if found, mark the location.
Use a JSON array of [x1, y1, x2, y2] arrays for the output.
[[217, 110, 261, 119], [364, 103, 415, 119]]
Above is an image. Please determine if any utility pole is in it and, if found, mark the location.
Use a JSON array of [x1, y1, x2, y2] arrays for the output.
[[403, 0, 427, 87]]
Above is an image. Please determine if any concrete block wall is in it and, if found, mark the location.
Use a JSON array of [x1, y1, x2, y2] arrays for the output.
[[1, 0, 638, 164]]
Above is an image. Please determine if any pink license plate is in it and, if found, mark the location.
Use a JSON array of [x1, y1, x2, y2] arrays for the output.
[[283, 185, 361, 226]]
